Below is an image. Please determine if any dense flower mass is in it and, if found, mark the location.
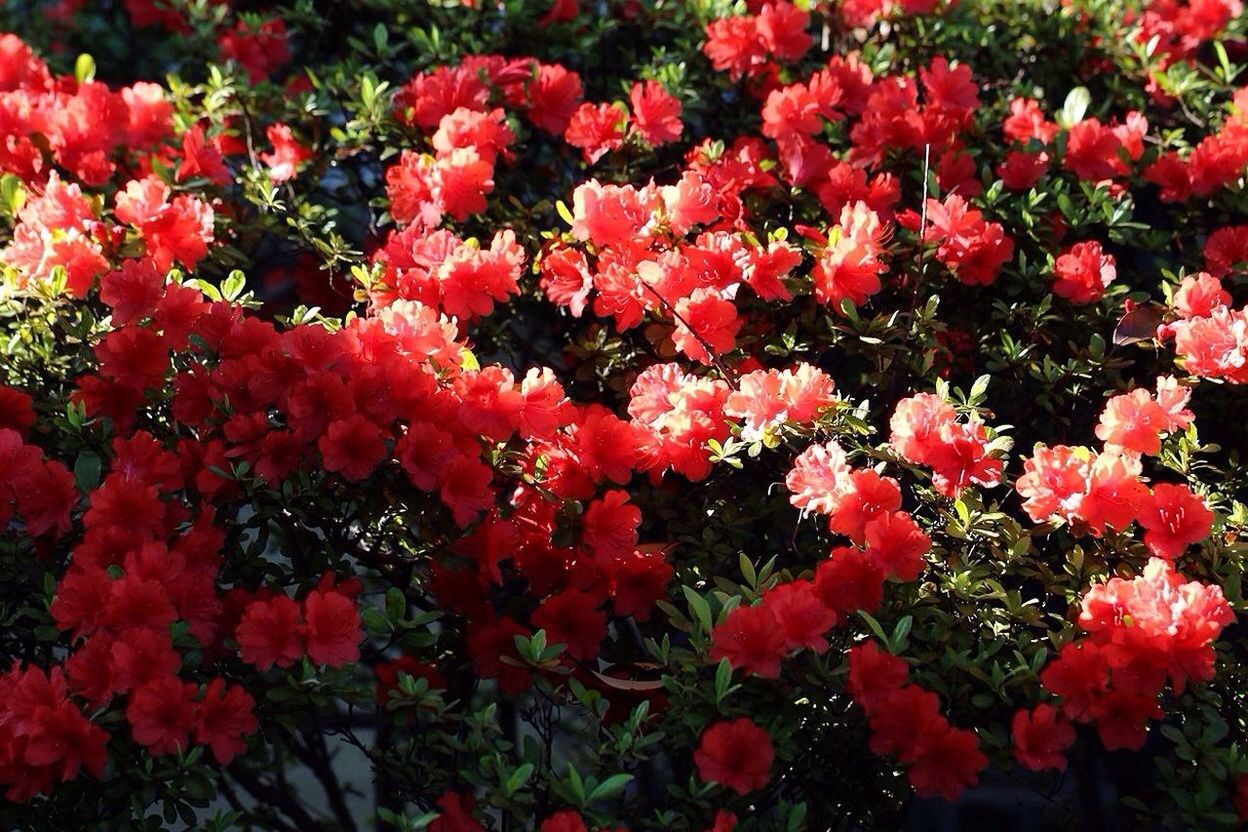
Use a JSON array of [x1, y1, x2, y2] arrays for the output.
[[1, 0, 1247, 829]]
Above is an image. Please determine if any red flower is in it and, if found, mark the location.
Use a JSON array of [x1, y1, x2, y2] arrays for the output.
[[693, 718, 774, 795], [526, 63, 583, 134], [218, 18, 290, 83], [1011, 704, 1075, 772], [319, 415, 388, 482], [303, 588, 363, 668], [194, 678, 258, 764], [863, 511, 930, 582], [0, 385, 35, 434], [904, 722, 987, 800], [710, 603, 786, 678], [762, 579, 837, 653], [1053, 241, 1115, 304], [1137, 483, 1214, 560], [846, 641, 909, 711], [430, 791, 484, 832], [126, 676, 197, 757], [564, 102, 627, 164], [582, 489, 641, 561], [236, 595, 305, 671], [531, 588, 606, 661], [813, 547, 885, 616], [24, 700, 108, 783], [540, 811, 587, 832], [629, 80, 682, 146], [260, 123, 312, 183]]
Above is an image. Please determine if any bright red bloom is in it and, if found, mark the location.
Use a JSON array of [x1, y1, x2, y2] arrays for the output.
[[318, 415, 388, 482], [1011, 704, 1075, 772], [260, 123, 312, 182], [629, 81, 683, 146], [236, 595, 305, 671], [903, 722, 987, 800], [813, 547, 885, 616], [863, 511, 930, 582], [429, 791, 484, 832], [763, 579, 838, 652], [582, 490, 641, 562], [693, 718, 774, 795], [303, 588, 363, 668], [218, 18, 290, 82], [710, 602, 786, 678], [846, 641, 909, 711]]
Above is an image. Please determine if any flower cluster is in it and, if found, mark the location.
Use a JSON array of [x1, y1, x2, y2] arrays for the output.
[[1037, 558, 1233, 753], [847, 641, 988, 800]]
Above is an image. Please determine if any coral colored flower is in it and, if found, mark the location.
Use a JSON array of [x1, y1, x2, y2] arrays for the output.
[[1137, 483, 1214, 560], [1011, 704, 1075, 772], [260, 123, 312, 182], [785, 441, 852, 515], [864, 511, 930, 581], [1172, 272, 1229, 319], [564, 102, 626, 164], [694, 718, 774, 795], [629, 80, 682, 146], [673, 287, 741, 364], [1053, 241, 1115, 304]]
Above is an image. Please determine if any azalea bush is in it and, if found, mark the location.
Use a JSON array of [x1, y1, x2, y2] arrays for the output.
[[2, 0, 1248, 830]]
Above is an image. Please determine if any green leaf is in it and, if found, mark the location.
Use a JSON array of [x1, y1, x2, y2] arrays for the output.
[[588, 773, 633, 802], [73, 452, 102, 492], [504, 763, 534, 795], [681, 586, 713, 634]]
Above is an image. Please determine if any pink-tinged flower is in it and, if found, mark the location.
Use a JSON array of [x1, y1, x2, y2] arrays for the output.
[[259, 123, 312, 182], [785, 441, 852, 516]]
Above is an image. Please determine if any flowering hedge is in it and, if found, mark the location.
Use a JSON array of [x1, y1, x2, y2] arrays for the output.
[[1, 0, 1248, 829]]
